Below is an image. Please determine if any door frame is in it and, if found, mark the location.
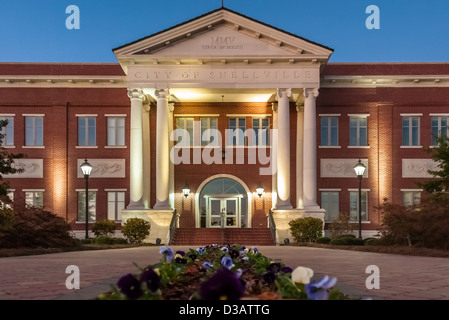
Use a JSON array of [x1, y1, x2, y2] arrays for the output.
[[207, 197, 240, 228]]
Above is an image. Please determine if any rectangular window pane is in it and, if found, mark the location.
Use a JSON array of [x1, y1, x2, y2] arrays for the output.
[[25, 191, 43, 208], [107, 191, 125, 221], [77, 191, 96, 222], [349, 117, 358, 146], [321, 192, 339, 221], [25, 117, 44, 146], [0, 117, 14, 146], [321, 117, 328, 146], [78, 117, 96, 146], [350, 191, 367, 221], [176, 118, 194, 146], [229, 118, 245, 146], [402, 117, 410, 146]]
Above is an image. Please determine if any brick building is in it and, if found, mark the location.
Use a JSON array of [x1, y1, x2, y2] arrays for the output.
[[1, 8, 447, 245]]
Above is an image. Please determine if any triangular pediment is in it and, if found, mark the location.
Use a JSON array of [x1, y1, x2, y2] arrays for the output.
[[114, 7, 333, 67]]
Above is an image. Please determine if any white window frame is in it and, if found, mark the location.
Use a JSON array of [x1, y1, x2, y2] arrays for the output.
[[349, 189, 369, 222], [175, 117, 194, 146], [0, 114, 15, 147], [23, 189, 44, 208], [319, 114, 340, 148], [401, 114, 422, 147], [76, 115, 97, 148], [430, 115, 449, 146], [228, 117, 246, 146], [252, 117, 270, 146], [77, 189, 97, 222], [402, 189, 422, 207], [106, 115, 126, 147], [348, 114, 369, 147], [24, 115, 44, 147], [320, 190, 340, 222], [107, 190, 126, 221], [200, 117, 218, 146]]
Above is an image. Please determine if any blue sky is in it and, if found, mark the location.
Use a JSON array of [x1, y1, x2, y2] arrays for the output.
[[0, 0, 448, 63]]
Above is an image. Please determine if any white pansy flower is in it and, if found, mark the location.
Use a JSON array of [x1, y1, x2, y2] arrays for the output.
[[291, 266, 314, 284]]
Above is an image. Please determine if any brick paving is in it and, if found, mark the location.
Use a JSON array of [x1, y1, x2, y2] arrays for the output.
[[0, 246, 448, 300]]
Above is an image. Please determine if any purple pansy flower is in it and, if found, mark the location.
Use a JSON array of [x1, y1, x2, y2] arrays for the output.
[[117, 273, 143, 300], [139, 268, 160, 292], [159, 246, 174, 262], [199, 268, 246, 300], [221, 256, 235, 270], [305, 275, 337, 300], [202, 262, 214, 270]]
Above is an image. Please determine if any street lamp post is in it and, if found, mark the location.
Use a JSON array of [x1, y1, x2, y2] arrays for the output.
[[80, 159, 93, 239], [353, 159, 366, 240]]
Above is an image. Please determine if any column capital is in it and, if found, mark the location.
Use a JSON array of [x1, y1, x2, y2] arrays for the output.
[[271, 102, 278, 112], [296, 103, 304, 112], [276, 88, 292, 100], [303, 88, 319, 99], [168, 102, 175, 113], [155, 89, 170, 99], [128, 88, 144, 100]]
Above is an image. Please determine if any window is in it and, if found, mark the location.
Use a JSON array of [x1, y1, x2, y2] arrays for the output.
[[321, 116, 338, 146], [78, 116, 96, 146], [0, 190, 14, 209], [402, 116, 420, 146], [349, 191, 368, 221], [0, 116, 14, 146], [175, 117, 194, 146], [431, 116, 449, 146], [200, 117, 218, 146], [107, 191, 125, 221], [321, 191, 339, 221], [228, 118, 246, 146], [25, 116, 44, 146], [25, 191, 43, 208], [403, 191, 421, 207], [107, 117, 125, 146], [252, 118, 269, 146], [349, 116, 368, 146], [77, 191, 96, 222]]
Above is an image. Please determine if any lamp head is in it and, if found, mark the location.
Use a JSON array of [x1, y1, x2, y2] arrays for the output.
[[256, 182, 264, 198], [354, 159, 366, 177], [80, 159, 93, 177]]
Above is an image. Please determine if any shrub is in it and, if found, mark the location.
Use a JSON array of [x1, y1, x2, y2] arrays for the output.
[[316, 236, 331, 244], [328, 212, 355, 239], [93, 236, 128, 245], [121, 217, 151, 244], [0, 206, 80, 249], [288, 217, 323, 244], [92, 219, 116, 237]]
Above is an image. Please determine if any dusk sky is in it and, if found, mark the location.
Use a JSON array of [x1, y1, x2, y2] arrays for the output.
[[0, 0, 448, 63]]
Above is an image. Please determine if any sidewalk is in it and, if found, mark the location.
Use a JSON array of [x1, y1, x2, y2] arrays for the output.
[[0, 246, 448, 300]]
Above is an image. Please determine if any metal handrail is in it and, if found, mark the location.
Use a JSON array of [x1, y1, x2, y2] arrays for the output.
[[168, 209, 178, 245], [268, 209, 277, 245]]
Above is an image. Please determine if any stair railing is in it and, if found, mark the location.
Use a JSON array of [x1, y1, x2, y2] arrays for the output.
[[268, 209, 278, 245], [168, 209, 179, 245]]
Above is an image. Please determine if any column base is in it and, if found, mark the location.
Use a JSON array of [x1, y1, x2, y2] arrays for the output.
[[126, 201, 145, 210], [274, 198, 293, 210], [121, 209, 175, 244], [153, 200, 172, 211], [271, 208, 325, 245]]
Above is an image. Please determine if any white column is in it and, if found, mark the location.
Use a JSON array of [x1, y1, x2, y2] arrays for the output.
[[303, 88, 320, 210], [168, 102, 175, 209], [153, 89, 172, 210], [127, 89, 145, 209], [296, 102, 304, 209], [271, 103, 278, 209], [275, 88, 293, 210], [142, 103, 151, 209]]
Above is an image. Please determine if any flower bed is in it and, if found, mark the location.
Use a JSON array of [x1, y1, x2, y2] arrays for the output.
[[97, 244, 348, 300]]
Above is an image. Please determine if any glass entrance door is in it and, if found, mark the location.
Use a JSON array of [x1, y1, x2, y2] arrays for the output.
[[207, 197, 239, 228]]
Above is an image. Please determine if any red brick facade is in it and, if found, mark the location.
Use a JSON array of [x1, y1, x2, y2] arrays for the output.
[[1, 62, 448, 237]]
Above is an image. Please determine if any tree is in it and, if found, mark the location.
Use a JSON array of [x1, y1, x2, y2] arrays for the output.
[[0, 119, 25, 200], [419, 134, 449, 197]]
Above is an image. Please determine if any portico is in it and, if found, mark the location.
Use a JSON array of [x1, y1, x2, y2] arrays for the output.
[[114, 7, 332, 244]]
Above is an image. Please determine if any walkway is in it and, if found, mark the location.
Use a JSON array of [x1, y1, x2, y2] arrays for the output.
[[0, 246, 448, 300]]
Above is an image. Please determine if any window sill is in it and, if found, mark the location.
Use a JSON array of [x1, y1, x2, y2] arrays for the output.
[[22, 146, 45, 149], [400, 146, 423, 148], [2, 146, 15, 148], [347, 146, 370, 149], [319, 146, 341, 149], [76, 146, 98, 149], [105, 146, 127, 149]]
